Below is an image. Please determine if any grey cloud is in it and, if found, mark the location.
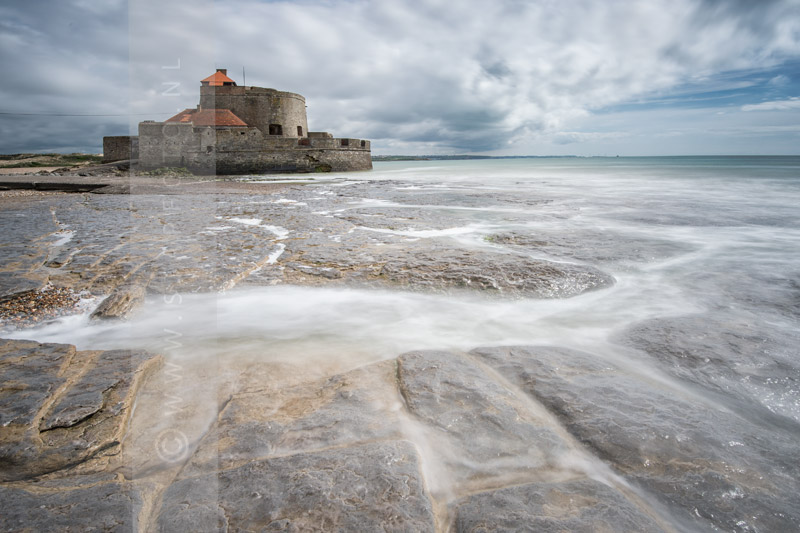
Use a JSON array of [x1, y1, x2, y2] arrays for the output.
[[210, 0, 800, 153], [1, 0, 799, 155], [0, 0, 130, 152]]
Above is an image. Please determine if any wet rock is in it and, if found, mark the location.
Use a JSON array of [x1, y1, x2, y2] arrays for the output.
[[0, 339, 76, 427], [0, 477, 142, 532], [0, 201, 59, 296], [45, 247, 78, 268], [618, 314, 800, 426], [488, 230, 694, 264], [397, 350, 567, 486], [0, 273, 49, 301], [182, 361, 403, 476], [0, 339, 162, 481], [453, 479, 666, 533], [90, 284, 146, 320], [1, 182, 617, 300], [471, 345, 800, 533], [157, 440, 435, 532], [282, 233, 614, 298], [379, 247, 613, 298]]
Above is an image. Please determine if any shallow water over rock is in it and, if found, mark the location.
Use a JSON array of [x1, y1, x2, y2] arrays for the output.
[[2, 157, 799, 531]]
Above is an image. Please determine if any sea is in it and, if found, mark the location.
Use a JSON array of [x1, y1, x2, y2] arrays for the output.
[[6, 155, 800, 528]]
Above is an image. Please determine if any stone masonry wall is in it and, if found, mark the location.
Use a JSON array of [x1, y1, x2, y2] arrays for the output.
[[200, 86, 308, 138], [102, 136, 139, 163], [138, 122, 200, 168], [139, 122, 371, 174], [185, 145, 372, 174]]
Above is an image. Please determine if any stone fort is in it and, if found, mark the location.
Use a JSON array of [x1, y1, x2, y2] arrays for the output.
[[103, 69, 371, 174]]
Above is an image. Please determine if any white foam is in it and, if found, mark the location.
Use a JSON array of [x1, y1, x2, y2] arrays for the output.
[[51, 230, 74, 247], [263, 225, 289, 240], [357, 225, 483, 238], [204, 225, 234, 231], [265, 243, 285, 264], [229, 217, 262, 226], [219, 218, 288, 240]]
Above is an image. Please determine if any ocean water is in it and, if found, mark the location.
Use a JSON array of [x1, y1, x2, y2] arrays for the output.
[[7, 156, 800, 528]]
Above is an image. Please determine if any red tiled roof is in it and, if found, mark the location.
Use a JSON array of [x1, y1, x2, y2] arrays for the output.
[[165, 108, 248, 127], [201, 70, 236, 86]]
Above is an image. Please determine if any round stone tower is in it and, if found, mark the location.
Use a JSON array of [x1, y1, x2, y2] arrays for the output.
[[199, 69, 309, 138]]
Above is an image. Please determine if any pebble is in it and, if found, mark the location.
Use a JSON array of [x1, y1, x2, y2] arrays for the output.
[[0, 284, 83, 330]]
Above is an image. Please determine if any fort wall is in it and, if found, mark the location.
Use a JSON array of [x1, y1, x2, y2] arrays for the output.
[[127, 71, 370, 175], [102, 136, 139, 163], [200, 86, 308, 138], [138, 121, 371, 174]]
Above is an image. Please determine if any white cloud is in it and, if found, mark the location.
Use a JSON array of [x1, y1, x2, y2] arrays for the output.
[[1, 0, 800, 154], [742, 97, 800, 112], [209, 0, 800, 152], [769, 74, 790, 86]]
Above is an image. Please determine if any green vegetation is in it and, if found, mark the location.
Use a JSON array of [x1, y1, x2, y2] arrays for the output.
[[0, 153, 103, 168]]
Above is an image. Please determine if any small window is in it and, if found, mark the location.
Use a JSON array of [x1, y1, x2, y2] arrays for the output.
[[360, 140, 366, 147], [340, 139, 349, 147], [269, 124, 283, 135], [297, 126, 303, 136]]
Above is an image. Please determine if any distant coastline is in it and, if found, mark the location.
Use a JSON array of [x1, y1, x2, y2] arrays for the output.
[[371, 154, 799, 161], [371, 154, 580, 161]]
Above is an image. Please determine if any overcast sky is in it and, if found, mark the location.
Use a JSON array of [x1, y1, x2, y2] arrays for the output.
[[1, 0, 799, 156]]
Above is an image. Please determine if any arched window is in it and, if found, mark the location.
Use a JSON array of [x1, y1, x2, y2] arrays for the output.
[[297, 126, 303, 136]]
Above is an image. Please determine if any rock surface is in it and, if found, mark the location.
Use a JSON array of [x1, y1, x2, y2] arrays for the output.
[[5, 336, 797, 531], [0, 477, 143, 532], [471, 345, 800, 533], [158, 441, 436, 532], [377, 246, 612, 298], [182, 361, 404, 477], [397, 350, 567, 488], [90, 284, 147, 320], [0, 339, 162, 481], [618, 313, 800, 426], [0, 181, 616, 314], [487, 230, 694, 264], [452, 479, 666, 533], [1, 178, 796, 532]]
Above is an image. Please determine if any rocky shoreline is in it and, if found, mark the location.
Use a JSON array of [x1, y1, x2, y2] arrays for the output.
[[1, 173, 798, 531]]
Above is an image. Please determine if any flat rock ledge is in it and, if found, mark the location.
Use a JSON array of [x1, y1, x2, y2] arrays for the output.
[[3, 340, 797, 531], [158, 441, 436, 532], [0, 339, 162, 482], [0, 188, 618, 326]]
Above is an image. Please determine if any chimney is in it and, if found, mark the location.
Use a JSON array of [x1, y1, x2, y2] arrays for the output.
[[216, 68, 227, 75]]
